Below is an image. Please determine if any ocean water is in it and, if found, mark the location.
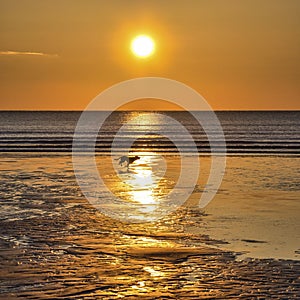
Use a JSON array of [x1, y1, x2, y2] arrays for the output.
[[0, 111, 299, 298], [0, 111, 299, 154]]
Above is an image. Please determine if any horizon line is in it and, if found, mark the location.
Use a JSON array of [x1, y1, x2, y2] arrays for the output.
[[0, 109, 299, 112]]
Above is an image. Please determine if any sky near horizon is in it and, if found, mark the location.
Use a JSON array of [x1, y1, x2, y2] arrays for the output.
[[0, 0, 299, 110]]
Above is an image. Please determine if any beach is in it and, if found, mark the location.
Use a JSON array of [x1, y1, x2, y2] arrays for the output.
[[1, 1, 300, 297], [0, 153, 299, 299]]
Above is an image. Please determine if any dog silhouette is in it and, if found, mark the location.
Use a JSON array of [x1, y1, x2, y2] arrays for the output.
[[116, 155, 140, 168]]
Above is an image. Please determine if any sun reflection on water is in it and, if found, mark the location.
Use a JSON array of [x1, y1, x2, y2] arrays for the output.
[[130, 189, 156, 205], [110, 114, 170, 220], [128, 169, 153, 188], [125, 156, 161, 207]]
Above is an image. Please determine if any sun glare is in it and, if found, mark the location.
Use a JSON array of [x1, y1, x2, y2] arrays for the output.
[[131, 35, 155, 58]]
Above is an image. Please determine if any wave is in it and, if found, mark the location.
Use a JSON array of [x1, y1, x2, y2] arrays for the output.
[[0, 111, 299, 155]]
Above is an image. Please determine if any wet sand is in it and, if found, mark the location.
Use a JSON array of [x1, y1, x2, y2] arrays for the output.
[[0, 154, 299, 299]]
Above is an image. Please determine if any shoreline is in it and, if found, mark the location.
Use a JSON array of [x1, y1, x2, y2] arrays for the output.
[[1, 208, 299, 298], [0, 153, 299, 297], [0, 154, 299, 261]]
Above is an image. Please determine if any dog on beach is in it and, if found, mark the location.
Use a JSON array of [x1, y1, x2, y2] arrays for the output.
[[116, 155, 140, 168]]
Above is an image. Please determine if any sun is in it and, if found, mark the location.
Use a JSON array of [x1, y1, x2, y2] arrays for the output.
[[131, 35, 155, 58]]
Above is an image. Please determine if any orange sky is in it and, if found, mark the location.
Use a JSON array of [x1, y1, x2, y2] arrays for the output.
[[0, 0, 299, 110]]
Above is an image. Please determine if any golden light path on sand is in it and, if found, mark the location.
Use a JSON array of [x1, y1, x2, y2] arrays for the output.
[[0, 154, 299, 298], [111, 153, 170, 217], [128, 166, 156, 205]]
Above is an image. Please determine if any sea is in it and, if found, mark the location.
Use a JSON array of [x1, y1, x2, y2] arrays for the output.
[[0, 111, 299, 299], [0, 111, 299, 154]]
